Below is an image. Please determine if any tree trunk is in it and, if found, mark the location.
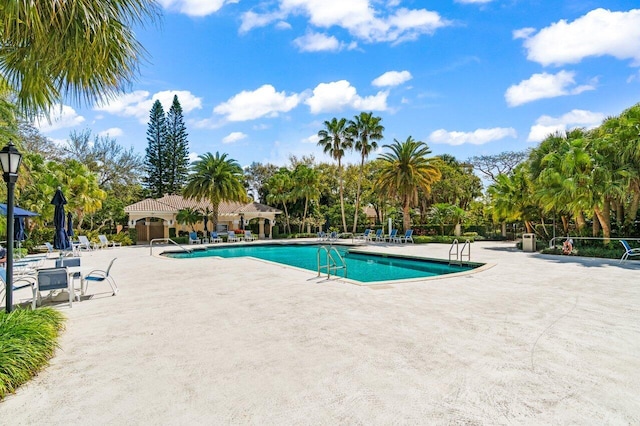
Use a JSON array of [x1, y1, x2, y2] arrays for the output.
[[592, 212, 601, 237], [338, 160, 347, 233], [300, 197, 309, 233], [594, 204, 611, 244], [561, 215, 568, 234], [524, 220, 533, 234], [454, 223, 461, 237], [627, 180, 640, 224], [212, 201, 219, 231], [352, 157, 365, 233], [403, 199, 411, 232], [501, 221, 506, 237], [283, 202, 290, 234], [576, 212, 586, 231]]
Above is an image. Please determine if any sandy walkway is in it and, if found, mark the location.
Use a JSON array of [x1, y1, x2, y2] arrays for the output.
[[1, 241, 639, 424]]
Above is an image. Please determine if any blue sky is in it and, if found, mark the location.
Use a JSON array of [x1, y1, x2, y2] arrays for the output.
[[35, 0, 640, 168]]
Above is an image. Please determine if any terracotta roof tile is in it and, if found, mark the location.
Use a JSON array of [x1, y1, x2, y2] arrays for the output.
[[126, 195, 281, 216]]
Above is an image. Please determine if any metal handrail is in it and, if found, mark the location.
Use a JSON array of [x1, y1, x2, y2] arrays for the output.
[[548, 236, 640, 248], [149, 238, 191, 255], [448, 239, 459, 264], [317, 245, 347, 279], [460, 239, 471, 263]]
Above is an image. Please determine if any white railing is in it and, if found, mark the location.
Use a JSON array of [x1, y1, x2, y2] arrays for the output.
[[149, 238, 191, 256]]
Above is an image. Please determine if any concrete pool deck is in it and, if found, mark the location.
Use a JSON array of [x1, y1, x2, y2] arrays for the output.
[[2, 240, 639, 424]]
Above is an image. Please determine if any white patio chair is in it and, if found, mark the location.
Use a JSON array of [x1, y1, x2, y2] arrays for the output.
[[98, 234, 122, 248]]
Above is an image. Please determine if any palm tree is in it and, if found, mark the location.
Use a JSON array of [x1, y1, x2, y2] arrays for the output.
[[183, 152, 247, 231], [266, 171, 294, 234], [0, 0, 159, 116], [318, 117, 353, 233], [176, 208, 201, 232], [376, 137, 441, 231], [349, 112, 384, 233], [292, 165, 320, 233]]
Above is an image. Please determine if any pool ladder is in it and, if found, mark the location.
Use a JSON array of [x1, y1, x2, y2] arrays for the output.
[[449, 239, 471, 265], [317, 245, 347, 279]]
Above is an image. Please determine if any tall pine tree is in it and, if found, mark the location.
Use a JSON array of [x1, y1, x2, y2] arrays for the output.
[[144, 100, 168, 198], [165, 95, 190, 194]]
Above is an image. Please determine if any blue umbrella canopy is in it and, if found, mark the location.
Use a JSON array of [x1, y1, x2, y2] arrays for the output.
[[51, 188, 70, 250], [0, 203, 39, 218]]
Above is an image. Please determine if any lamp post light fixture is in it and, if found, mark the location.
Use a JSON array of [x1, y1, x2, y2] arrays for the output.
[[1, 141, 23, 313]]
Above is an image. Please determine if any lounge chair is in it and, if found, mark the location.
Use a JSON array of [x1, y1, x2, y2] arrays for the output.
[[0, 268, 37, 310], [44, 242, 57, 257], [98, 234, 122, 248], [210, 232, 222, 243], [354, 229, 371, 242], [227, 231, 239, 242], [373, 229, 384, 242], [84, 258, 118, 296], [36, 267, 73, 307], [244, 230, 257, 241], [384, 229, 398, 242], [327, 231, 339, 241], [395, 229, 414, 243], [620, 240, 640, 263], [317, 231, 326, 240], [78, 235, 97, 251], [188, 231, 201, 244]]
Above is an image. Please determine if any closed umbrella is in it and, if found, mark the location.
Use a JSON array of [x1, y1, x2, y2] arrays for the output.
[[51, 188, 70, 250], [14, 217, 25, 242], [67, 212, 74, 238], [203, 215, 208, 233]]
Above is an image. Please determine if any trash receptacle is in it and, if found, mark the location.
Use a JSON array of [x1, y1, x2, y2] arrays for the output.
[[522, 233, 536, 252]]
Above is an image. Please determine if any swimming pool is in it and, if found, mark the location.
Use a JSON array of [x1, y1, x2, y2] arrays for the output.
[[165, 243, 481, 283]]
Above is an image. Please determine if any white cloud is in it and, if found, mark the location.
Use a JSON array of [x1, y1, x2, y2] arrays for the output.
[[505, 70, 595, 107], [276, 21, 292, 30], [305, 80, 388, 114], [372, 70, 412, 87], [429, 127, 517, 146], [188, 152, 199, 163], [293, 32, 343, 52], [243, 1, 450, 44], [98, 127, 124, 138], [34, 105, 85, 132], [222, 132, 248, 144], [517, 8, 640, 66], [95, 90, 203, 123], [214, 84, 302, 121], [158, 0, 236, 17], [527, 109, 605, 142], [302, 134, 319, 144]]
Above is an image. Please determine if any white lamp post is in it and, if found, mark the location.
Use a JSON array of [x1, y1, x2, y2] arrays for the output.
[[1, 141, 23, 313]]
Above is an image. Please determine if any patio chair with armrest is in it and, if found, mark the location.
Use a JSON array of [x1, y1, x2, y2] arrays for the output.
[[227, 231, 240, 242], [384, 229, 398, 242], [373, 229, 384, 242], [354, 229, 371, 242], [244, 230, 258, 241], [620, 240, 640, 263], [55, 257, 82, 299], [36, 267, 73, 307], [210, 232, 222, 243], [0, 268, 37, 310], [83, 258, 118, 296], [395, 229, 414, 243], [188, 232, 201, 244]]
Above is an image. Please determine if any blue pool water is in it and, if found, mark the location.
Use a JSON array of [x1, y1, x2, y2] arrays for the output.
[[166, 244, 479, 283]]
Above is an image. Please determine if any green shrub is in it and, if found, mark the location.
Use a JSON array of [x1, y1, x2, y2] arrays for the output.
[[109, 233, 132, 246], [0, 308, 65, 400], [412, 235, 475, 244]]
